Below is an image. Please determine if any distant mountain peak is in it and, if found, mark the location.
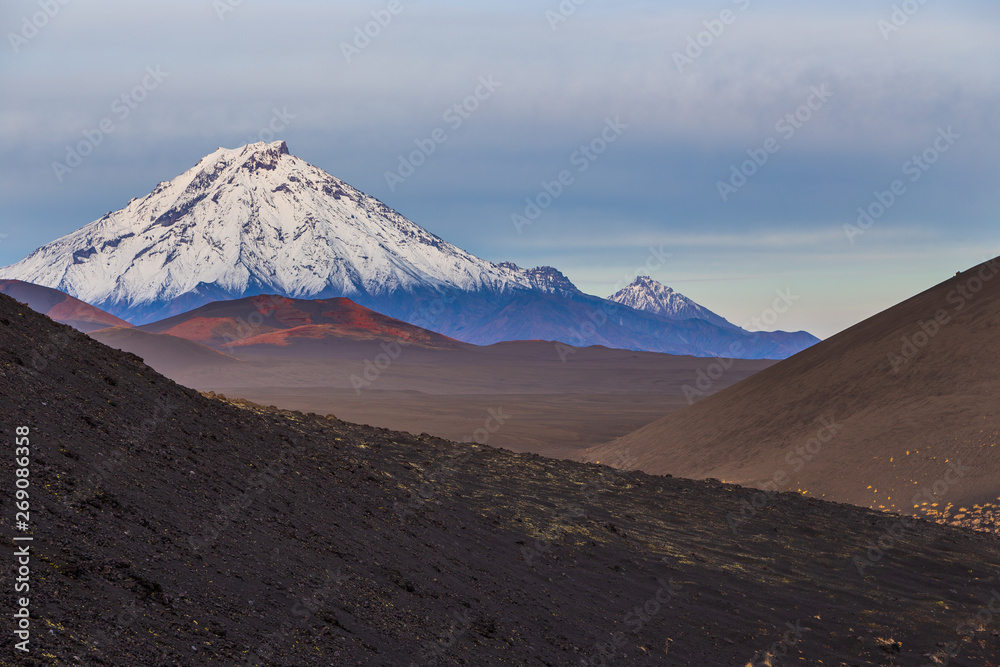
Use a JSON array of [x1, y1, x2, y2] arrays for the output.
[[608, 276, 735, 329], [202, 140, 290, 173], [498, 263, 579, 295], [634, 275, 667, 288]]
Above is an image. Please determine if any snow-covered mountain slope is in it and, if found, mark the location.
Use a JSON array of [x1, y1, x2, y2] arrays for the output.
[[1, 142, 550, 322], [608, 276, 736, 330]]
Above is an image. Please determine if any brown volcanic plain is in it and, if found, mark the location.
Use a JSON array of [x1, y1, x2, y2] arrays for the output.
[[89, 294, 774, 458]]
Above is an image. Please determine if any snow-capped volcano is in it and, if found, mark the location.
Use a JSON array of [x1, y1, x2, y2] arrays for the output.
[[1, 142, 819, 358], [608, 276, 736, 330], [1, 141, 551, 322]]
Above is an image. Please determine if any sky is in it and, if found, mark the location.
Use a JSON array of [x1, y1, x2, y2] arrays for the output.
[[1, 0, 998, 339]]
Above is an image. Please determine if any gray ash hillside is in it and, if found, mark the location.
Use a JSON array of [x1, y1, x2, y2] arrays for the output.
[[2, 292, 999, 665], [587, 257, 1000, 519]]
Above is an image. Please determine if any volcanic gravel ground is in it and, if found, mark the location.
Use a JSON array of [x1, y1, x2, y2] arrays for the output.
[[1, 293, 999, 666]]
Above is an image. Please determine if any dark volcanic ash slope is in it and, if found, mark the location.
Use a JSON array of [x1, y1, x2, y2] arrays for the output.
[[2, 293, 1000, 666], [584, 257, 1000, 517]]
